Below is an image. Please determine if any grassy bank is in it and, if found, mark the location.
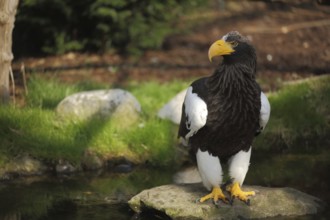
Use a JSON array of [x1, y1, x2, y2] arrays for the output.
[[254, 75, 330, 153], [0, 76, 189, 169], [0, 74, 329, 171]]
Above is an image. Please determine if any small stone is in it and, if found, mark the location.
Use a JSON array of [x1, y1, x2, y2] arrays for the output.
[[114, 164, 133, 173], [266, 54, 273, 61], [56, 160, 77, 174], [12, 155, 47, 176], [281, 26, 289, 34], [81, 151, 103, 171], [303, 42, 309, 49], [65, 52, 76, 60]]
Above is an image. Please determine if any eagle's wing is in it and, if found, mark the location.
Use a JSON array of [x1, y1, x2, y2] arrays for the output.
[[178, 83, 208, 146], [256, 92, 271, 135]]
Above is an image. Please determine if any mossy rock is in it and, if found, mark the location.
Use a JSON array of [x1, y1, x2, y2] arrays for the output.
[[129, 184, 324, 220]]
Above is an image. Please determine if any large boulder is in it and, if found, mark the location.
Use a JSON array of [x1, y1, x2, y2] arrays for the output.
[[158, 89, 187, 124], [129, 184, 324, 220], [56, 89, 141, 125]]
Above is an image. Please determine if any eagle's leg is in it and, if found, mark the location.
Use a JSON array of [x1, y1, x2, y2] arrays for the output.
[[227, 147, 255, 204], [199, 186, 226, 203], [196, 149, 227, 203]]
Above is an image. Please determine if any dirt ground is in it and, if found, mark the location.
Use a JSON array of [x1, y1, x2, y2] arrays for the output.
[[12, 1, 330, 100]]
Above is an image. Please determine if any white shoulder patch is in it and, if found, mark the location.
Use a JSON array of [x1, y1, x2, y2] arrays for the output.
[[260, 92, 271, 130], [184, 86, 208, 139]]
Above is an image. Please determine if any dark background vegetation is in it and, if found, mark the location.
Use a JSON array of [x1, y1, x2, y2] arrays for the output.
[[13, 0, 204, 56]]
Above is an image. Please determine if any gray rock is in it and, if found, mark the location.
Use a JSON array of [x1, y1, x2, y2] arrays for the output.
[[128, 184, 324, 220], [113, 163, 133, 173], [158, 89, 187, 124], [81, 151, 103, 171], [6, 155, 47, 176], [0, 155, 48, 180], [56, 160, 77, 174], [173, 166, 202, 184], [56, 89, 141, 125]]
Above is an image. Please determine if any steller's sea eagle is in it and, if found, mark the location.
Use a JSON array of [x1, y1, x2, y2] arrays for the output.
[[178, 31, 270, 205]]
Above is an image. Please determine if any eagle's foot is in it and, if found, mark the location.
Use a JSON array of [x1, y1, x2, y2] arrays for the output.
[[199, 186, 228, 204], [226, 182, 255, 205]]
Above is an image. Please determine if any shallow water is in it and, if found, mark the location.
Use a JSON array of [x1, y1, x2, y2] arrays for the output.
[[0, 168, 173, 220], [0, 151, 329, 220]]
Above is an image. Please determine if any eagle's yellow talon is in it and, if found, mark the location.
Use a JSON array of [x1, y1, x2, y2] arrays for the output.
[[227, 182, 255, 203], [199, 186, 227, 203]]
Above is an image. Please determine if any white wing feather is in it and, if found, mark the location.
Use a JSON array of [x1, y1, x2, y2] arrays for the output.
[[260, 92, 271, 130], [184, 86, 208, 140]]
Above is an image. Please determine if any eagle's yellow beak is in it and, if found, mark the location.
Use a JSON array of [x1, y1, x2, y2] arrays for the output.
[[208, 39, 235, 62]]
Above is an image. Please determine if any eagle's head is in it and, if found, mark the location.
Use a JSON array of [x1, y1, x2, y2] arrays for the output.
[[208, 31, 257, 73]]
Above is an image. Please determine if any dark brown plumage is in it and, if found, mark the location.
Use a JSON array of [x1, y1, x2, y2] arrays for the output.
[[178, 31, 261, 159]]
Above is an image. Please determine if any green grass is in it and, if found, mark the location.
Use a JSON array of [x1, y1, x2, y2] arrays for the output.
[[254, 75, 330, 153], [0, 106, 86, 163], [127, 80, 189, 115], [0, 76, 188, 168], [26, 77, 109, 109]]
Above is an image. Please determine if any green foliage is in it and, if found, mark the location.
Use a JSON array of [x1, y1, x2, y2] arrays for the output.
[[42, 32, 85, 55], [14, 0, 205, 56], [254, 75, 330, 153]]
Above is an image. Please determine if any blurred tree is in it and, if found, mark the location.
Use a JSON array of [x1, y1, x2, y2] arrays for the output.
[[13, 0, 204, 56], [0, 0, 19, 104]]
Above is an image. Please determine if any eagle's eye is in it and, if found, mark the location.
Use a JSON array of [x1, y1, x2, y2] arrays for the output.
[[229, 41, 238, 47]]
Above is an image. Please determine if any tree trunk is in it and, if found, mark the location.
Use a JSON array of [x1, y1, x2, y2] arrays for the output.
[[0, 0, 19, 104]]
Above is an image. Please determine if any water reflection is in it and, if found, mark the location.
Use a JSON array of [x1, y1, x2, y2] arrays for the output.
[[247, 150, 330, 204], [0, 168, 173, 220], [0, 151, 329, 220]]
